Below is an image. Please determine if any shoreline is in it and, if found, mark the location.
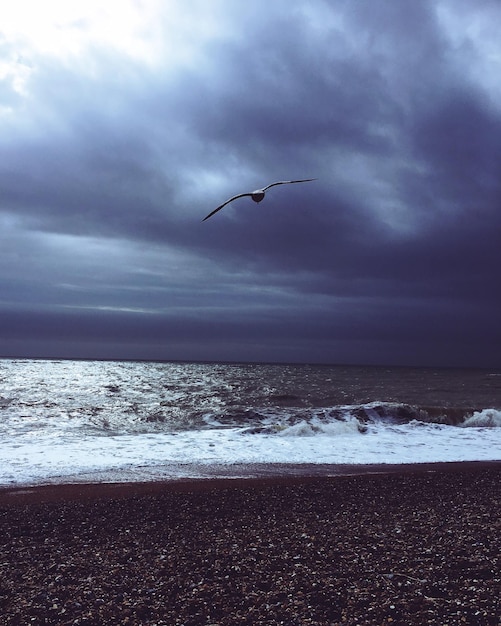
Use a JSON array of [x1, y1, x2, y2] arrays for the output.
[[2, 459, 500, 505]]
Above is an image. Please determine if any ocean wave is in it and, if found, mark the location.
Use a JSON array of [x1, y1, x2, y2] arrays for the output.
[[2, 377, 500, 437], [237, 403, 501, 437], [340, 403, 501, 427], [461, 409, 501, 428], [241, 415, 366, 437], [48, 403, 501, 435]]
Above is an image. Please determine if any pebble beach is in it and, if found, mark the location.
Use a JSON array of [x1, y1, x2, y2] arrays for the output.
[[1, 463, 500, 625]]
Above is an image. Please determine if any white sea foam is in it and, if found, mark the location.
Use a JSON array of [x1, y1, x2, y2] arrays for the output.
[[1, 419, 500, 486], [461, 409, 501, 428]]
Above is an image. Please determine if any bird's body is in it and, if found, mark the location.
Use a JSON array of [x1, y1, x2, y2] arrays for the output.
[[202, 178, 316, 221]]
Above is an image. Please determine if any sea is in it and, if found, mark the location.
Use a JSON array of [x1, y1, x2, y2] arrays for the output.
[[1, 359, 500, 487]]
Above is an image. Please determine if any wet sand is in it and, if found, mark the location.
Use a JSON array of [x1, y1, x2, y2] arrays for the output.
[[1, 462, 500, 625]]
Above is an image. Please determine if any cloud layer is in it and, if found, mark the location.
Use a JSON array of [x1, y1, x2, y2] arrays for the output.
[[1, 0, 500, 366]]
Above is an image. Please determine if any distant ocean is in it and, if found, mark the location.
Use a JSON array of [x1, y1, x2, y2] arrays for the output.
[[1, 359, 500, 486]]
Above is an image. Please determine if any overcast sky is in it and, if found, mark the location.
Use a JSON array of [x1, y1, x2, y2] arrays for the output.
[[1, 0, 500, 367]]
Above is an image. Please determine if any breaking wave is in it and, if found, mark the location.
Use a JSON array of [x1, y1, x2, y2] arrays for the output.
[[461, 409, 501, 428], [234, 403, 501, 437]]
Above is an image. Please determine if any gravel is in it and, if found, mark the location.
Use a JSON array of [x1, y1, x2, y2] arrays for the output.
[[1, 465, 500, 625]]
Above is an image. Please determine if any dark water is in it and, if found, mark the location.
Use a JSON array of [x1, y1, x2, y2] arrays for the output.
[[236, 363, 501, 409]]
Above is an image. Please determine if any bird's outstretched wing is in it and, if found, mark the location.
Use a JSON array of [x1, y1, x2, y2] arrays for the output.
[[202, 192, 253, 221], [262, 178, 317, 191]]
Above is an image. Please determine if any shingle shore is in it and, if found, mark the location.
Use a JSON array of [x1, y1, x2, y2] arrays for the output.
[[1, 465, 500, 625]]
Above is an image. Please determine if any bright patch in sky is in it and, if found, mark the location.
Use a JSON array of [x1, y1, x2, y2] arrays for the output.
[[436, 2, 501, 104], [1, 0, 227, 99], [3, 0, 164, 59]]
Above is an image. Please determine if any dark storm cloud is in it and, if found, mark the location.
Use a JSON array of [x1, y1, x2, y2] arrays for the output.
[[1, 0, 501, 366]]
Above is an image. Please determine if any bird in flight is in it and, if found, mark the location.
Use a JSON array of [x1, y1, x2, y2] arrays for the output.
[[202, 178, 317, 221]]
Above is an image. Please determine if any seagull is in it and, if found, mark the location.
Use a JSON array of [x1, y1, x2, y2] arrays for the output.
[[202, 178, 317, 221]]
